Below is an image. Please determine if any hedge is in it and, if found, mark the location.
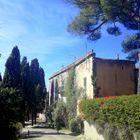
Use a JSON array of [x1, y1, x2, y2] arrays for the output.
[[79, 95, 140, 132]]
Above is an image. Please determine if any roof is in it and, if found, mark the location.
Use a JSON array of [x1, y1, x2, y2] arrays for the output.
[[95, 57, 135, 64], [49, 50, 135, 80], [49, 50, 94, 79]]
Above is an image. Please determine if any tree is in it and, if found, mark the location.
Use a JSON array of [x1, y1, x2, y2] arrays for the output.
[[30, 58, 40, 125], [30, 59, 46, 125], [20, 57, 31, 122], [0, 73, 2, 82], [38, 67, 47, 112], [67, 0, 140, 94], [122, 32, 140, 62], [55, 79, 59, 100], [0, 73, 2, 85], [50, 80, 55, 105], [2, 46, 21, 88], [53, 101, 67, 133], [0, 87, 23, 139], [67, 0, 139, 40], [64, 68, 81, 124]]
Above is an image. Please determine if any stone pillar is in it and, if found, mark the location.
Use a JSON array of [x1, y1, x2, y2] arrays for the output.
[[137, 52, 140, 95]]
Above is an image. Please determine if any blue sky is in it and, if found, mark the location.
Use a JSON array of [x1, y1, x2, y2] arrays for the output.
[[0, 0, 134, 88]]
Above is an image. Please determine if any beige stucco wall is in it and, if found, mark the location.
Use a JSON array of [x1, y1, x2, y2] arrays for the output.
[[75, 56, 93, 99], [84, 121, 105, 140], [49, 52, 94, 102], [96, 59, 135, 97]]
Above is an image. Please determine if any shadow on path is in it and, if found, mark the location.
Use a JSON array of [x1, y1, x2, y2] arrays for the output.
[[21, 130, 72, 139], [21, 122, 80, 139]]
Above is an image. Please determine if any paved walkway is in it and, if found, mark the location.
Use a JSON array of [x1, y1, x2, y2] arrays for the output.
[[21, 123, 82, 140]]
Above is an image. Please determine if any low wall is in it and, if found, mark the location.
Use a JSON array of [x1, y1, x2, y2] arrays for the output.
[[83, 121, 140, 140], [84, 121, 104, 140]]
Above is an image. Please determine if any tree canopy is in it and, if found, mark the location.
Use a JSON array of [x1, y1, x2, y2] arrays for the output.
[[122, 32, 140, 62], [67, 0, 140, 40], [67, 0, 140, 61], [2, 46, 21, 88], [1, 46, 47, 127]]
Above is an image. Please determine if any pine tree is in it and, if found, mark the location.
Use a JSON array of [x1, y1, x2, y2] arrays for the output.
[[2, 46, 21, 88], [67, 0, 139, 40]]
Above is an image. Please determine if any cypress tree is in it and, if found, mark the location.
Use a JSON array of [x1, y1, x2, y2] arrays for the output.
[[0, 73, 2, 82], [0, 73, 2, 87], [30, 59, 47, 124], [21, 57, 31, 121], [2, 46, 21, 88], [30, 58, 40, 125], [38, 67, 47, 112]]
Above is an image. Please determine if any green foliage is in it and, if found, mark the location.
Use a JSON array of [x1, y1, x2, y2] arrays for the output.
[[69, 116, 84, 133], [53, 101, 67, 132], [67, 0, 139, 40], [2, 46, 21, 88], [79, 95, 140, 132], [122, 32, 140, 62], [1, 47, 47, 126], [67, 0, 140, 61], [0, 73, 2, 82], [30, 58, 47, 124], [64, 68, 81, 122], [9, 122, 23, 138], [0, 87, 23, 139]]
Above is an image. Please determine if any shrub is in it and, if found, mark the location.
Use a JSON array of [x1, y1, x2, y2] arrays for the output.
[[53, 101, 67, 132], [69, 117, 84, 134], [79, 95, 140, 132]]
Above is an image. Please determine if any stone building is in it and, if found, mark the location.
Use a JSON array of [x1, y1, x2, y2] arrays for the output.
[[49, 51, 136, 105]]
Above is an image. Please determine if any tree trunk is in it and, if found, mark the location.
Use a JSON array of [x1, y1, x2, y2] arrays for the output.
[[35, 110, 37, 124], [27, 110, 30, 121], [31, 113, 34, 126]]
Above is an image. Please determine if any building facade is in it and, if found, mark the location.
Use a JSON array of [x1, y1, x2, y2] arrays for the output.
[[49, 51, 136, 105]]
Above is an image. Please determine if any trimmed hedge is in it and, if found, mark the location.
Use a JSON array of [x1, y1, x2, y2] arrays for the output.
[[79, 95, 140, 132]]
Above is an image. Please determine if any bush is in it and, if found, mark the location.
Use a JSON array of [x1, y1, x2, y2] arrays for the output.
[[69, 117, 84, 134], [53, 101, 67, 132], [79, 95, 140, 132]]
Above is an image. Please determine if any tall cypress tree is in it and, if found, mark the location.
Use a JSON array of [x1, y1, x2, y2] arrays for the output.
[[38, 67, 47, 112], [21, 57, 31, 121], [0, 73, 2, 82], [30, 59, 47, 124], [0, 73, 2, 86], [30, 58, 40, 125], [2, 46, 21, 88]]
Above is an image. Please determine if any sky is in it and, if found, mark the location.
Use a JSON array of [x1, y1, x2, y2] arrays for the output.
[[0, 0, 135, 88]]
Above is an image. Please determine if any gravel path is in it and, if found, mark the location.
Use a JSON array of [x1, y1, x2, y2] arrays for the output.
[[21, 123, 82, 140]]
